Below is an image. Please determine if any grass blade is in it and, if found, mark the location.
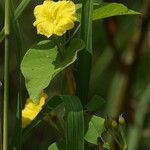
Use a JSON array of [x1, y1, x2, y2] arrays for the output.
[[62, 95, 84, 150], [76, 0, 93, 105], [14, 0, 31, 20]]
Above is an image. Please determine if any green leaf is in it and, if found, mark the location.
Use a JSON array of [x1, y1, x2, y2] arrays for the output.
[[77, 2, 140, 21], [85, 95, 106, 112], [21, 38, 85, 103], [84, 115, 105, 145], [93, 2, 140, 20], [62, 96, 84, 150], [48, 141, 65, 150], [48, 143, 59, 150]]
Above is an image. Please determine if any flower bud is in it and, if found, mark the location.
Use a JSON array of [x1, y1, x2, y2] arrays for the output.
[[119, 115, 126, 125], [111, 120, 118, 128]]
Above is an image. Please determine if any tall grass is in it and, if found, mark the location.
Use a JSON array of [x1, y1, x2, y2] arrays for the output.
[[3, 0, 10, 149], [76, 0, 93, 105]]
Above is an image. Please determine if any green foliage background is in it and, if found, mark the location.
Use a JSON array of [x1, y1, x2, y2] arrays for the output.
[[0, 0, 150, 150]]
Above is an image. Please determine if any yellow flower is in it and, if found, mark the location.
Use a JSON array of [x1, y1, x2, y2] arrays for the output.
[[33, 0, 77, 38], [22, 92, 48, 128]]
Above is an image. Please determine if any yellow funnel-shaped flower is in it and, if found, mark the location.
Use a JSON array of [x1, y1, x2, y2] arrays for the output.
[[22, 92, 48, 128], [33, 0, 77, 38]]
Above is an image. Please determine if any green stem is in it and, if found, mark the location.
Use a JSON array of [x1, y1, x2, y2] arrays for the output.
[[10, 0, 23, 148], [3, 0, 10, 149], [3, 39, 9, 150], [0, 83, 2, 150], [65, 24, 80, 45], [56, 42, 64, 58], [52, 36, 65, 58], [76, 0, 93, 105]]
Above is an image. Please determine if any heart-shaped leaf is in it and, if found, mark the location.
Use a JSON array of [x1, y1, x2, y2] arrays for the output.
[[21, 38, 85, 103]]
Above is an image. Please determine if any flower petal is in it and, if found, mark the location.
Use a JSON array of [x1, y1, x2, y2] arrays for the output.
[[33, 0, 77, 37]]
